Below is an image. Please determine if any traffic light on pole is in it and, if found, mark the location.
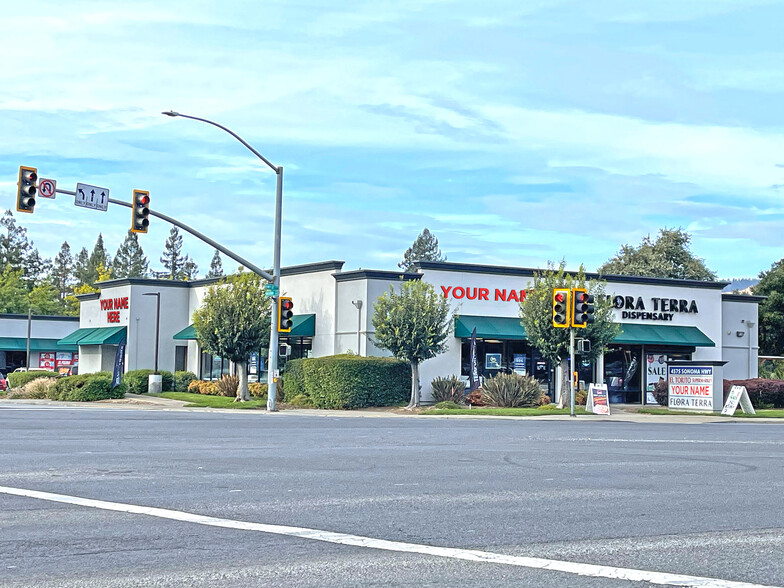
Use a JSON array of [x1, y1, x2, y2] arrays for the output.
[[552, 288, 570, 328], [131, 190, 150, 233], [16, 166, 37, 214], [278, 296, 294, 332], [571, 288, 595, 328]]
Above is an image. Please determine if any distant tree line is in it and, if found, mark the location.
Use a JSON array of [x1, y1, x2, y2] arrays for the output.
[[0, 209, 226, 316]]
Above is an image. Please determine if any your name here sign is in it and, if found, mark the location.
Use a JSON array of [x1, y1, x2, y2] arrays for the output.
[[668, 366, 714, 411]]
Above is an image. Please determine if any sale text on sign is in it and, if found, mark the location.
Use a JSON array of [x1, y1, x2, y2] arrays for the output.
[[668, 366, 714, 411]]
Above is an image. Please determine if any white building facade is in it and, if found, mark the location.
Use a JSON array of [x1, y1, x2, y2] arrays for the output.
[[64, 260, 761, 404]]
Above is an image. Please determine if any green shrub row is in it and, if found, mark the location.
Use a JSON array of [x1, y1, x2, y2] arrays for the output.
[[46, 372, 127, 402], [282, 354, 409, 409], [723, 379, 784, 408], [8, 370, 60, 388]]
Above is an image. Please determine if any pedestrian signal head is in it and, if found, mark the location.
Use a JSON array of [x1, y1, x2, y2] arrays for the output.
[[16, 166, 37, 214]]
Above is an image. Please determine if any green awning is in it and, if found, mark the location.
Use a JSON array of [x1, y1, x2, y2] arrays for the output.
[[454, 315, 526, 340], [288, 314, 315, 338], [613, 324, 715, 347], [58, 326, 127, 346], [173, 324, 197, 340], [173, 314, 315, 341], [0, 337, 78, 352]]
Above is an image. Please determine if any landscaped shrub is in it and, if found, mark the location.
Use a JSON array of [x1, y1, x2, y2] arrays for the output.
[[7, 377, 58, 399], [431, 375, 466, 404], [653, 378, 669, 406], [433, 400, 462, 410], [286, 393, 313, 407], [215, 374, 239, 397], [248, 383, 267, 398], [174, 371, 197, 392], [723, 379, 784, 408], [122, 369, 174, 393], [281, 358, 304, 399], [301, 355, 410, 409], [47, 372, 126, 402], [480, 372, 543, 408], [8, 370, 60, 389], [188, 379, 201, 393]]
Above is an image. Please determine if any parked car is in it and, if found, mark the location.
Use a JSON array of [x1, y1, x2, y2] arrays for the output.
[[0, 373, 7, 392], [13, 367, 28, 373]]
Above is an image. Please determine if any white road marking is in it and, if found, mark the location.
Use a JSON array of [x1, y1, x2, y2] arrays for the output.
[[0, 485, 778, 588]]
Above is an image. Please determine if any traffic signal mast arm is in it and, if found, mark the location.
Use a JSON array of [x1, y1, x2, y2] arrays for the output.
[[53, 188, 274, 283]]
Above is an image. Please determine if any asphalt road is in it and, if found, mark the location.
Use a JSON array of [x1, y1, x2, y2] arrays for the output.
[[0, 404, 782, 588]]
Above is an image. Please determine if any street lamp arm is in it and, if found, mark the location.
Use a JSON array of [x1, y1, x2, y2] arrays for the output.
[[162, 111, 279, 174]]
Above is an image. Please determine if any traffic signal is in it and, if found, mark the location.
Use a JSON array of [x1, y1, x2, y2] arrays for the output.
[[278, 296, 294, 332], [571, 288, 595, 328], [131, 190, 150, 233], [16, 166, 37, 214], [552, 288, 570, 328]]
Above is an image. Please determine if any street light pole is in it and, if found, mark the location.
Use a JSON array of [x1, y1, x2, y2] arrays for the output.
[[162, 110, 283, 411]]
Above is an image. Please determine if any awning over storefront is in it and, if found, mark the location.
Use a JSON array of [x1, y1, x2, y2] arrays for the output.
[[173, 324, 197, 340], [613, 324, 715, 347], [58, 326, 127, 346], [172, 314, 315, 341], [454, 315, 527, 340], [0, 337, 78, 352]]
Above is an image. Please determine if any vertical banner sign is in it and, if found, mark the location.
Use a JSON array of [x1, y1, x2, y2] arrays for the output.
[[646, 354, 667, 405], [112, 342, 126, 389], [468, 327, 479, 393], [39, 352, 56, 370]]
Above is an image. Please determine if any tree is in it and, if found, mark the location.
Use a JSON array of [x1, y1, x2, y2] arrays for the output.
[[519, 262, 618, 407], [21, 247, 51, 289], [74, 247, 91, 286], [754, 259, 784, 356], [0, 267, 29, 313], [160, 226, 197, 280], [86, 234, 111, 285], [598, 228, 716, 281], [113, 231, 149, 278], [371, 280, 452, 408], [50, 242, 73, 301], [28, 283, 63, 315], [0, 210, 32, 273], [64, 263, 112, 315], [399, 228, 446, 271], [206, 250, 224, 279], [192, 272, 271, 401]]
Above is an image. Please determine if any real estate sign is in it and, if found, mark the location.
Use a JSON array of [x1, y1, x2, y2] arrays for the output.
[[667, 365, 714, 411]]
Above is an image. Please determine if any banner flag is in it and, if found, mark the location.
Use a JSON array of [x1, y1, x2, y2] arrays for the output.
[[469, 327, 480, 393], [112, 342, 126, 389]]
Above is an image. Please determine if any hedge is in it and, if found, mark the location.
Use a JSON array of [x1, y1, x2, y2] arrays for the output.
[[8, 370, 60, 389], [297, 354, 409, 409], [47, 372, 127, 402], [723, 379, 784, 409], [122, 369, 174, 393], [281, 359, 305, 399]]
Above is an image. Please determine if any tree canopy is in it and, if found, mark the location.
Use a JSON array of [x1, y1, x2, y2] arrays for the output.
[[371, 279, 452, 407], [113, 231, 149, 278], [598, 228, 716, 281], [398, 228, 445, 272], [192, 272, 270, 401], [754, 259, 784, 356], [161, 226, 198, 280]]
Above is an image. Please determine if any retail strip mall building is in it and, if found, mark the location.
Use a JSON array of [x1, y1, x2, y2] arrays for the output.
[[45, 260, 760, 404]]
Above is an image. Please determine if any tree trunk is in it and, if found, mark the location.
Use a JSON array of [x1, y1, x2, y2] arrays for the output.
[[407, 360, 420, 409], [556, 358, 569, 409], [235, 360, 250, 402]]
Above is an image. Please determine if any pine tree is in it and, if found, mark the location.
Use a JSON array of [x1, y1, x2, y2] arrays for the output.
[[160, 226, 197, 280], [206, 250, 224, 278], [74, 247, 91, 286], [22, 247, 51, 289], [87, 234, 111, 284], [399, 228, 446, 272], [0, 210, 33, 273], [50, 241, 73, 300], [113, 231, 149, 278]]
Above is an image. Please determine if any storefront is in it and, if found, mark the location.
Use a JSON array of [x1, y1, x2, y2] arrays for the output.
[[0, 314, 80, 375], [68, 259, 760, 405]]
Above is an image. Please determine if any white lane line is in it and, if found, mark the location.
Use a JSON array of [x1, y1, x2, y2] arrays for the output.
[[0, 486, 778, 588], [561, 438, 784, 446]]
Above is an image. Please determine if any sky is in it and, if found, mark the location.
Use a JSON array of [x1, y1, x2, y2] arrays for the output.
[[2, 0, 783, 280]]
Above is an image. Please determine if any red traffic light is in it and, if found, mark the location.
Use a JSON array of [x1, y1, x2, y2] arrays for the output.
[[555, 292, 565, 303], [138, 194, 150, 205]]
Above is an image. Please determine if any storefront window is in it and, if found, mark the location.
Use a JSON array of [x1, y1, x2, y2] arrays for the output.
[[200, 352, 230, 381], [460, 339, 545, 382], [604, 345, 642, 403]]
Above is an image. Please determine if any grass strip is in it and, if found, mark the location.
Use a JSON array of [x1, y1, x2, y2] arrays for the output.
[[153, 392, 266, 409]]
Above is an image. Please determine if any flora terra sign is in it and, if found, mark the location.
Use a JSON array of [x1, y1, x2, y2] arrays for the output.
[[667, 365, 714, 411]]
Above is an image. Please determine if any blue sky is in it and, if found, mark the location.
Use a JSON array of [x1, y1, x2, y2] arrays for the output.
[[2, 0, 783, 279]]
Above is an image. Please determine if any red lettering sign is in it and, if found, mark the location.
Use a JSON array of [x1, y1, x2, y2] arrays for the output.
[[107, 311, 120, 323], [440, 286, 527, 303]]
